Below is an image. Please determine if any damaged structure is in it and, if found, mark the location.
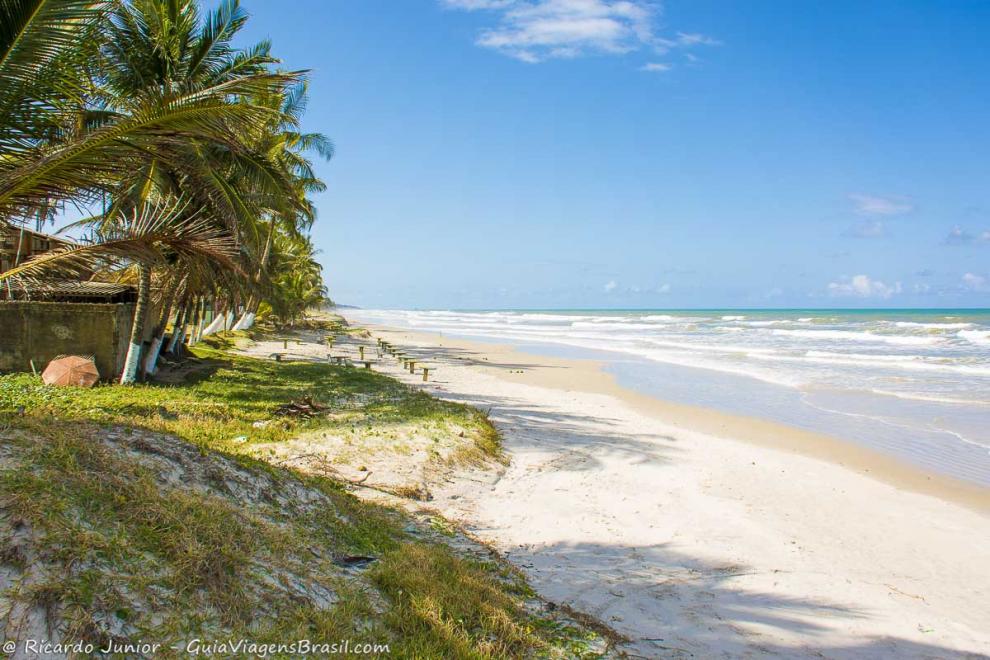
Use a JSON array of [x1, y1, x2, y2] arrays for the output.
[[0, 226, 137, 380]]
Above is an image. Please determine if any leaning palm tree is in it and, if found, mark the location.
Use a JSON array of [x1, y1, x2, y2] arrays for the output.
[[91, 0, 308, 380], [1, 0, 332, 383], [238, 83, 332, 328], [0, 0, 111, 183], [0, 0, 300, 222], [0, 0, 111, 279]]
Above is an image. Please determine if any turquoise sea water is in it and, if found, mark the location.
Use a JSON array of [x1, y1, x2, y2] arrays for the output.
[[349, 309, 990, 486]]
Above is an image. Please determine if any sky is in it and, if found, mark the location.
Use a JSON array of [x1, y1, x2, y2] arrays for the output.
[[231, 0, 990, 309]]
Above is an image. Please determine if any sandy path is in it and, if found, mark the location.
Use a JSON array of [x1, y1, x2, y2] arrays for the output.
[[290, 321, 990, 658]]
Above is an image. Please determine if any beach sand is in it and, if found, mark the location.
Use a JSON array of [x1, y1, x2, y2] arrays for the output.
[[341, 318, 990, 657]]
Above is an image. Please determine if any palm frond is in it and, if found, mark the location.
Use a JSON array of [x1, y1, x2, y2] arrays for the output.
[[0, 79, 298, 214], [0, 0, 112, 151], [0, 197, 240, 283]]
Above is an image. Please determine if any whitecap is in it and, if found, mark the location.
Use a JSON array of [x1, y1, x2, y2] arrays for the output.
[[771, 329, 939, 346], [958, 330, 990, 345], [893, 321, 973, 329]]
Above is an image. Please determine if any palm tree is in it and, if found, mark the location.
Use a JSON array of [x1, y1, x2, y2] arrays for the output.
[[0, 1, 298, 220], [227, 81, 332, 331], [0, 0, 108, 233], [261, 231, 327, 326], [0, 0, 332, 382], [92, 0, 307, 381]]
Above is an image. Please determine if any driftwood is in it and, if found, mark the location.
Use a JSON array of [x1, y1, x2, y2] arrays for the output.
[[272, 396, 328, 418]]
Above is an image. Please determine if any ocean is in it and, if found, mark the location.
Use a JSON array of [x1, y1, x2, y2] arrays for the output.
[[347, 309, 990, 487]]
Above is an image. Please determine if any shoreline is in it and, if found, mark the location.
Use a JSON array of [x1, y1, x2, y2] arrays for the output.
[[341, 317, 990, 655], [355, 320, 989, 513]]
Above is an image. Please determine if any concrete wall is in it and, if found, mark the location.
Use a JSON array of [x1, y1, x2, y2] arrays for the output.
[[0, 302, 135, 380]]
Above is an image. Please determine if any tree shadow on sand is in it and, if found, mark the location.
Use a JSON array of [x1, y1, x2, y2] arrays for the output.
[[513, 540, 981, 659], [323, 334, 988, 658], [457, 390, 683, 472]]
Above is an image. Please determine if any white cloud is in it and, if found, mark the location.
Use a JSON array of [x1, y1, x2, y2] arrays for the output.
[[945, 225, 990, 245], [442, 0, 717, 64], [640, 62, 671, 72], [849, 193, 913, 216], [946, 225, 971, 244], [827, 274, 902, 299], [654, 31, 720, 52], [845, 218, 887, 238], [604, 279, 618, 292], [962, 273, 988, 292], [656, 283, 671, 293]]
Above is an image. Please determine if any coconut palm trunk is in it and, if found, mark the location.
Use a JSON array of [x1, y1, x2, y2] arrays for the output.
[[201, 302, 228, 337], [120, 264, 151, 384], [234, 214, 280, 330], [233, 294, 259, 330], [190, 298, 207, 345], [142, 284, 180, 377], [232, 307, 255, 331], [166, 298, 190, 354], [185, 298, 201, 347]]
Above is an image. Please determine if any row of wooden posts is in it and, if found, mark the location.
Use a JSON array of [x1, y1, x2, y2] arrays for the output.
[[271, 332, 435, 382], [322, 333, 375, 369], [376, 338, 434, 382]]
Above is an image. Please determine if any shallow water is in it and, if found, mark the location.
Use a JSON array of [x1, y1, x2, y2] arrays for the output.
[[348, 309, 990, 487]]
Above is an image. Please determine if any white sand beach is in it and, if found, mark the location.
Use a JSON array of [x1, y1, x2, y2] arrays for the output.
[[282, 317, 990, 658]]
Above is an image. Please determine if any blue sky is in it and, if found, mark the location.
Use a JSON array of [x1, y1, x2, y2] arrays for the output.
[[234, 0, 990, 309]]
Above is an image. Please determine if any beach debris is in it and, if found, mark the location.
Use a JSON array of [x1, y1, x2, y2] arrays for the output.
[[886, 583, 927, 602], [273, 396, 329, 418], [41, 355, 100, 388]]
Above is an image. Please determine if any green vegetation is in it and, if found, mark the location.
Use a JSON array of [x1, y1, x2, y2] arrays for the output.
[[0, 337, 499, 463], [0, 315, 504, 491], [1, 0, 333, 382], [0, 420, 584, 655], [0, 342, 609, 656], [0, 0, 612, 653]]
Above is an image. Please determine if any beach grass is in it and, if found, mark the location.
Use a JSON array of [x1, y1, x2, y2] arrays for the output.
[[0, 337, 605, 657], [0, 333, 500, 465]]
